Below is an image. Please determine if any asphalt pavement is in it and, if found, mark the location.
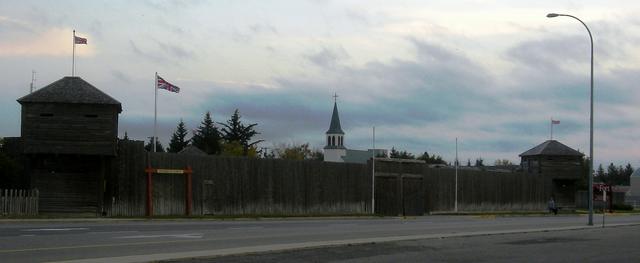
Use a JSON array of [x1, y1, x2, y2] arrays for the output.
[[0, 213, 638, 262]]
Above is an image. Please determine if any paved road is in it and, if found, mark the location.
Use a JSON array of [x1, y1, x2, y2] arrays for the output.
[[0, 214, 638, 262], [181, 224, 640, 263]]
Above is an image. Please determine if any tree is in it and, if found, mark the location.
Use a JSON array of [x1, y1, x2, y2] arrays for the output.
[[417, 151, 446, 165], [218, 109, 264, 156], [221, 140, 258, 157], [0, 151, 21, 189], [389, 147, 415, 159], [606, 163, 619, 185], [192, 111, 222, 155], [595, 164, 605, 181], [167, 119, 190, 153], [144, 137, 165, 152], [273, 143, 321, 160], [494, 159, 514, 166], [474, 158, 484, 167], [122, 131, 130, 140], [467, 159, 471, 167]]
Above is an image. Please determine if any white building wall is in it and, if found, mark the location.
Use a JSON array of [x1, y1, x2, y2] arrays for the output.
[[324, 148, 347, 162]]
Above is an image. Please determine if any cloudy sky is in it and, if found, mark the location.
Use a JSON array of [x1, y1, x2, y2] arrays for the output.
[[1, 0, 639, 167]]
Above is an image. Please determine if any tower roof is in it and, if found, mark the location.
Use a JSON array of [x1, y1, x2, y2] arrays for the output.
[[519, 140, 584, 157], [326, 101, 344, 134], [17, 76, 122, 112]]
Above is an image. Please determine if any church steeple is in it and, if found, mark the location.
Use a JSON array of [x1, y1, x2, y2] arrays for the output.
[[324, 94, 346, 151], [326, 100, 344, 135]]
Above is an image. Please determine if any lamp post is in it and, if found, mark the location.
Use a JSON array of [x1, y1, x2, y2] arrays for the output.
[[547, 13, 594, 226]]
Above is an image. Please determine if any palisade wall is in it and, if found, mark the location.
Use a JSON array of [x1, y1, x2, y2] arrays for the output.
[[107, 141, 550, 217]]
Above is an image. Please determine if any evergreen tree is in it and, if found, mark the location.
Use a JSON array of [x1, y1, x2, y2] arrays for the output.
[[192, 111, 221, 155], [606, 163, 619, 184], [218, 109, 263, 156], [167, 119, 190, 153], [389, 147, 415, 159], [467, 159, 471, 167], [144, 137, 165, 152], [596, 164, 606, 182], [417, 151, 446, 165], [474, 158, 484, 167], [123, 131, 130, 140]]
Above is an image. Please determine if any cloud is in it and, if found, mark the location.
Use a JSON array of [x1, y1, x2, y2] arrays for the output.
[[0, 27, 95, 57], [155, 40, 195, 59], [110, 70, 131, 84], [306, 46, 350, 69]]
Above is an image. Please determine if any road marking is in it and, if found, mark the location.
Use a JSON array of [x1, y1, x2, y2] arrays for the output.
[[4, 222, 639, 257], [328, 224, 357, 227], [88, 231, 139, 235], [49, 223, 640, 263], [20, 234, 35, 237], [116, 233, 203, 239], [23, 228, 89, 232], [226, 226, 263, 230]]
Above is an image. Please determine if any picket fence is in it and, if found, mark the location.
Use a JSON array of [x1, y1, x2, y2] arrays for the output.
[[1, 189, 39, 216]]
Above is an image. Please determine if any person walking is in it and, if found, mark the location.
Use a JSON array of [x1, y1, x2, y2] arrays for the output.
[[548, 197, 558, 215]]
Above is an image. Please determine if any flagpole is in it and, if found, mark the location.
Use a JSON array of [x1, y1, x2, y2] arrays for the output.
[[371, 126, 375, 214], [72, 30, 76, 76], [455, 137, 458, 213], [550, 117, 553, 140], [153, 72, 158, 153]]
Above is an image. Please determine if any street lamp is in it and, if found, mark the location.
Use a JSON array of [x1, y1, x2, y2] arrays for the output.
[[547, 13, 594, 226]]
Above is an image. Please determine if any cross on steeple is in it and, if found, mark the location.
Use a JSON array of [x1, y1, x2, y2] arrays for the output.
[[333, 93, 339, 103]]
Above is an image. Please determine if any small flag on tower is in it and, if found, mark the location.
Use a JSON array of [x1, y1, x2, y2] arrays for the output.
[[74, 36, 87, 44], [157, 75, 180, 93], [551, 119, 560, 125]]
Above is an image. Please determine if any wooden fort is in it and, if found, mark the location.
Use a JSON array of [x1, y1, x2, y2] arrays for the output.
[[519, 139, 585, 207], [17, 76, 121, 214]]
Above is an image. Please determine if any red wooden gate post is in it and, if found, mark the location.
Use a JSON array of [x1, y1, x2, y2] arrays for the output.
[[185, 166, 193, 216], [145, 166, 154, 217]]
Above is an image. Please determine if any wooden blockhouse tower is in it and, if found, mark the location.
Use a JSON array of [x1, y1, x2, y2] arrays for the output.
[[519, 140, 585, 207], [17, 76, 121, 214]]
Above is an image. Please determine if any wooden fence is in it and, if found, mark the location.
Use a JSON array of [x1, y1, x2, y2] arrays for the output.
[[374, 160, 549, 212], [107, 140, 371, 216], [106, 141, 555, 217], [1, 189, 39, 216]]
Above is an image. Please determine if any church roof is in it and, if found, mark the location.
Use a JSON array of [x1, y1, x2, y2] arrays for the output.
[[17, 76, 122, 112], [519, 140, 584, 157], [326, 102, 344, 134]]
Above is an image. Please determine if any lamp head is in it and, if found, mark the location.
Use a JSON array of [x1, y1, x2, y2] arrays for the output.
[[547, 13, 559, 18]]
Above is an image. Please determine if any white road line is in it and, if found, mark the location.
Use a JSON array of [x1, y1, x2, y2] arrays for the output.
[[51, 223, 640, 263], [226, 226, 264, 230], [23, 228, 89, 232], [328, 224, 358, 227], [115, 233, 203, 239], [88, 231, 139, 235], [20, 234, 35, 237]]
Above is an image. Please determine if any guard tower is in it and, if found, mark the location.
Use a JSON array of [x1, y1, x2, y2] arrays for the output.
[[17, 76, 122, 214], [520, 140, 584, 207]]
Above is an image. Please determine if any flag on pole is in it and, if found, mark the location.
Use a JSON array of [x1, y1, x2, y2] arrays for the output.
[[157, 76, 180, 93], [74, 36, 87, 44], [551, 119, 560, 125]]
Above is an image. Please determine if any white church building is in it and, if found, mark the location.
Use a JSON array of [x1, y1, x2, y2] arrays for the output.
[[323, 99, 386, 163]]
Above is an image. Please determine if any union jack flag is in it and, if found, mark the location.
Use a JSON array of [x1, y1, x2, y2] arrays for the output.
[[157, 76, 180, 93], [74, 36, 87, 44]]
